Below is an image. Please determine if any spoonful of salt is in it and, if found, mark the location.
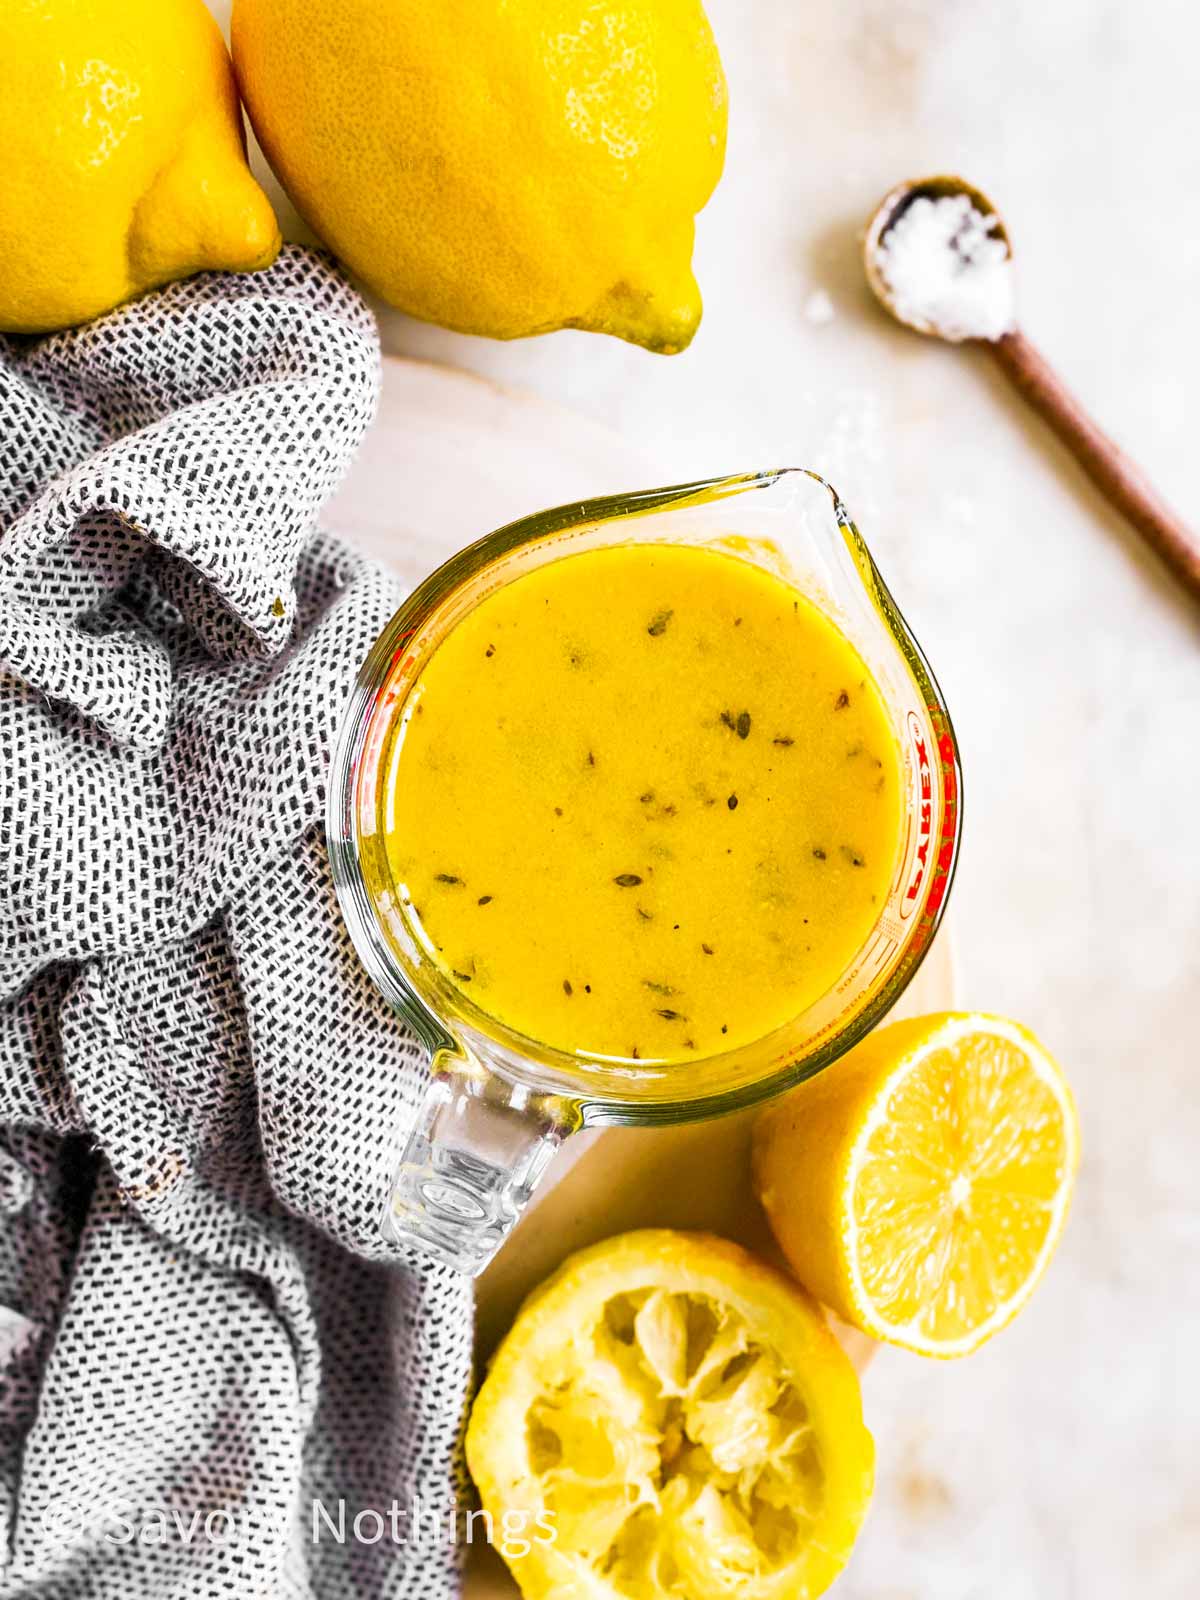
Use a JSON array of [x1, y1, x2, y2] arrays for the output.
[[864, 174, 1200, 602]]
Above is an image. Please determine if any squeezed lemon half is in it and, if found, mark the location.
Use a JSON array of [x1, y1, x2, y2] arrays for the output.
[[466, 1230, 873, 1599], [753, 1013, 1080, 1358]]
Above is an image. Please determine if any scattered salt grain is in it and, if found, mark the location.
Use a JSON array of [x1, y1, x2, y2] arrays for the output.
[[873, 192, 1015, 343]]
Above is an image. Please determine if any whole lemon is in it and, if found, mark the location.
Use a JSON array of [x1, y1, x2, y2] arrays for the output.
[[232, 0, 727, 353], [0, 0, 280, 334]]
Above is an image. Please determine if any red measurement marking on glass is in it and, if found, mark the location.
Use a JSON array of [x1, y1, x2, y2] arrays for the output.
[[898, 710, 934, 919], [356, 628, 422, 830]]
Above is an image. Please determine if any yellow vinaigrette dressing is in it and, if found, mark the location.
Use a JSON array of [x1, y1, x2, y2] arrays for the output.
[[382, 544, 904, 1062]]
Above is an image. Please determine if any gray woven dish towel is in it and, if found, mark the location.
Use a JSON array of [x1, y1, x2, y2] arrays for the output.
[[0, 246, 473, 1599]]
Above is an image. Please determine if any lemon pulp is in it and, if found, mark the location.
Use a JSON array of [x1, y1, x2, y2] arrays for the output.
[[850, 1018, 1077, 1349], [754, 1013, 1080, 1357], [466, 1231, 874, 1600]]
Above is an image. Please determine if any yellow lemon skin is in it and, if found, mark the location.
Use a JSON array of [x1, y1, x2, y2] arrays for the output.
[[0, 0, 280, 334], [466, 1230, 873, 1600], [232, 0, 727, 353], [753, 1013, 1080, 1359]]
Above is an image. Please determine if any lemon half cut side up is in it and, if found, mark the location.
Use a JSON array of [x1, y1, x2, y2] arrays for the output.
[[754, 1013, 1080, 1359]]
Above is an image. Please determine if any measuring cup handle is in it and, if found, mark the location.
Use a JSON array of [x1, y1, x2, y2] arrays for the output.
[[381, 1050, 572, 1275]]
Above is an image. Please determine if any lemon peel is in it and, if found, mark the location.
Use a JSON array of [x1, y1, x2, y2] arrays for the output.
[[0, 0, 279, 334], [232, 0, 726, 352]]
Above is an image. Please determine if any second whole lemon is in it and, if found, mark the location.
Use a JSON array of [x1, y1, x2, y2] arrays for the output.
[[0, 0, 280, 334], [232, 0, 727, 353]]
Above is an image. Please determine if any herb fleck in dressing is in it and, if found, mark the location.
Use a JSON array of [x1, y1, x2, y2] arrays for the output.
[[384, 544, 903, 1061]]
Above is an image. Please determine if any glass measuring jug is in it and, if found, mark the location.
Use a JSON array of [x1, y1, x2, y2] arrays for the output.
[[327, 469, 961, 1274]]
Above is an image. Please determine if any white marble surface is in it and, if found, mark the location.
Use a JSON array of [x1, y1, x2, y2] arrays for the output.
[[209, 3, 1200, 1594]]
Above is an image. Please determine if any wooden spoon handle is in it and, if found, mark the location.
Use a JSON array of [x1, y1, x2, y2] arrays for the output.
[[988, 328, 1200, 602]]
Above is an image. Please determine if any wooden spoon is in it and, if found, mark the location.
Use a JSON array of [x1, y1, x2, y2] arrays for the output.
[[863, 175, 1200, 602]]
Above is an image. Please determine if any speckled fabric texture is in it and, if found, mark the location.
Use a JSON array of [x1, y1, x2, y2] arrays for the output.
[[0, 247, 473, 1598]]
